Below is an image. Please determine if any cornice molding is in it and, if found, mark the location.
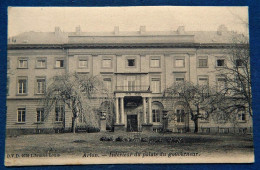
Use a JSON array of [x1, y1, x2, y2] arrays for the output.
[[8, 43, 247, 50], [172, 71, 187, 73], [114, 72, 148, 74]]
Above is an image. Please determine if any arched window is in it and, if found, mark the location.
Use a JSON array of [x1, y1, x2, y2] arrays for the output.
[[175, 104, 185, 123], [152, 103, 163, 123], [176, 109, 185, 123]]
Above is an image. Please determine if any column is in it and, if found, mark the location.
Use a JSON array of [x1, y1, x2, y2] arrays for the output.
[[148, 97, 152, 124], [115, 97, 119, 124], [143, 97, 147, 124], [120, 97, 125, 124]]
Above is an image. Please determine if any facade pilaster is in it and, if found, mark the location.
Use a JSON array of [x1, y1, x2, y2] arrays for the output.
[[143, 97, 147, 124], [115, 97, 119, 124], [120, 97, 125, 124]]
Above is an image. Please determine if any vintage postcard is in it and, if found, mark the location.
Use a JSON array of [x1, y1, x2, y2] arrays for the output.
[[5, 6, 254, 166]]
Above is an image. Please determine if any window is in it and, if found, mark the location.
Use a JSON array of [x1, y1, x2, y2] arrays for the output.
[[55, 60, 64, 68], [176, 109, 185, 123], [238, 108, 246, 122], [102, 59, 112, 68], [125, 76, 137, 91], [79, 59, 88, 68], [198, 77, 209, 94], [36, 59, 46, 68], [198, 77, 208, 87], [152, 104, 161, 123], [79, 60, 87, 68], [175, 77, 184, 84], [219, 128, 229, 134], [236, 59, 243, 67], [238, 113, 246, 121], [36, 78, 46, 94], [17, 108, 26, 123], [152, 109, 160, 123], [150, 59, 160, 68], [198, 59, 208, 67], [18, 59, 28, 68], [175, 59, 184, 67], [18, 78, 27, 94], [103, 78, 112, 91], [217, 77, 226, 92], [36, 108, 44, 122], [239, 128, 247, 134], [151, 78, 161, 93], [216, 59, 225, 67], [128, 80, 135, 91], [127, 59, 135, 67], [55, 106, 64, 122]]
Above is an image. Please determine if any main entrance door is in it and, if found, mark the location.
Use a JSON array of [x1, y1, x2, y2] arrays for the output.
[[127, 115, 138, 132]]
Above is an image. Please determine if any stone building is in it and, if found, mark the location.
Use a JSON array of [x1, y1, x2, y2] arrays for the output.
[[6, 25, 252, 134]]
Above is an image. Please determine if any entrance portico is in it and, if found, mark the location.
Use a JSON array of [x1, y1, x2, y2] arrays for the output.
[[114, 91, 153, 132]]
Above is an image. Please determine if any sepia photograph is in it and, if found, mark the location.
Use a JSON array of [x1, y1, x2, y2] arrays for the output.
[[5, 6, 254, 166]]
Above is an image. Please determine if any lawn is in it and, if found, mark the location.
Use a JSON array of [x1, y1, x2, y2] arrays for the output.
[[5, 132, 254, 165]]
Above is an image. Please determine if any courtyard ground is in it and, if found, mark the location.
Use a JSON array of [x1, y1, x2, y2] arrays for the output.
[[4, 132, 254, 165]]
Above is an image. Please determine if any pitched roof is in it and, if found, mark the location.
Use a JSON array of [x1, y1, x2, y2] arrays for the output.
[[190, 31, 237, 44], [8, 29, 238, 45], [8, 31, 68, 44]]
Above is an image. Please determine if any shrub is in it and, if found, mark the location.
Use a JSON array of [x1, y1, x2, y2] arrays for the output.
[[115, 136, 124, 142], [107, 137, 114, 141], [87, 127, 100, 133], [100, 136, 106, 141], [141, 137, 149, 142], [76, 125, 100, 133], [100, 136, 113, 141]]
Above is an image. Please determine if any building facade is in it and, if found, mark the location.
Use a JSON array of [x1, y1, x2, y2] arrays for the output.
[[6, 25, 252, 135]]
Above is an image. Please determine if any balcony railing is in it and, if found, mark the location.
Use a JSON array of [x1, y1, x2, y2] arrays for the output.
[[115, 86, 151, 92]]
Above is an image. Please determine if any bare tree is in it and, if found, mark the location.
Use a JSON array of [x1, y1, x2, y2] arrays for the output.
[[215, 34, 252, 118], [42, 72, 113, 133], [164, 81, 217, 133]]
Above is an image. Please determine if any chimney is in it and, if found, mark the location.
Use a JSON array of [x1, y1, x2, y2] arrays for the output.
[[217, 25, 228, 35], [55, 27, 61, 35], [114, 26, 119, 35], [177, 26, 185, 34], [76, 26, 81, 35], [140, 26, 146, 34]]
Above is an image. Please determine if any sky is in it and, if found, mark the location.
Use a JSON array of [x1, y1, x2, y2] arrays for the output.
[[8, 6, 249, 37]]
